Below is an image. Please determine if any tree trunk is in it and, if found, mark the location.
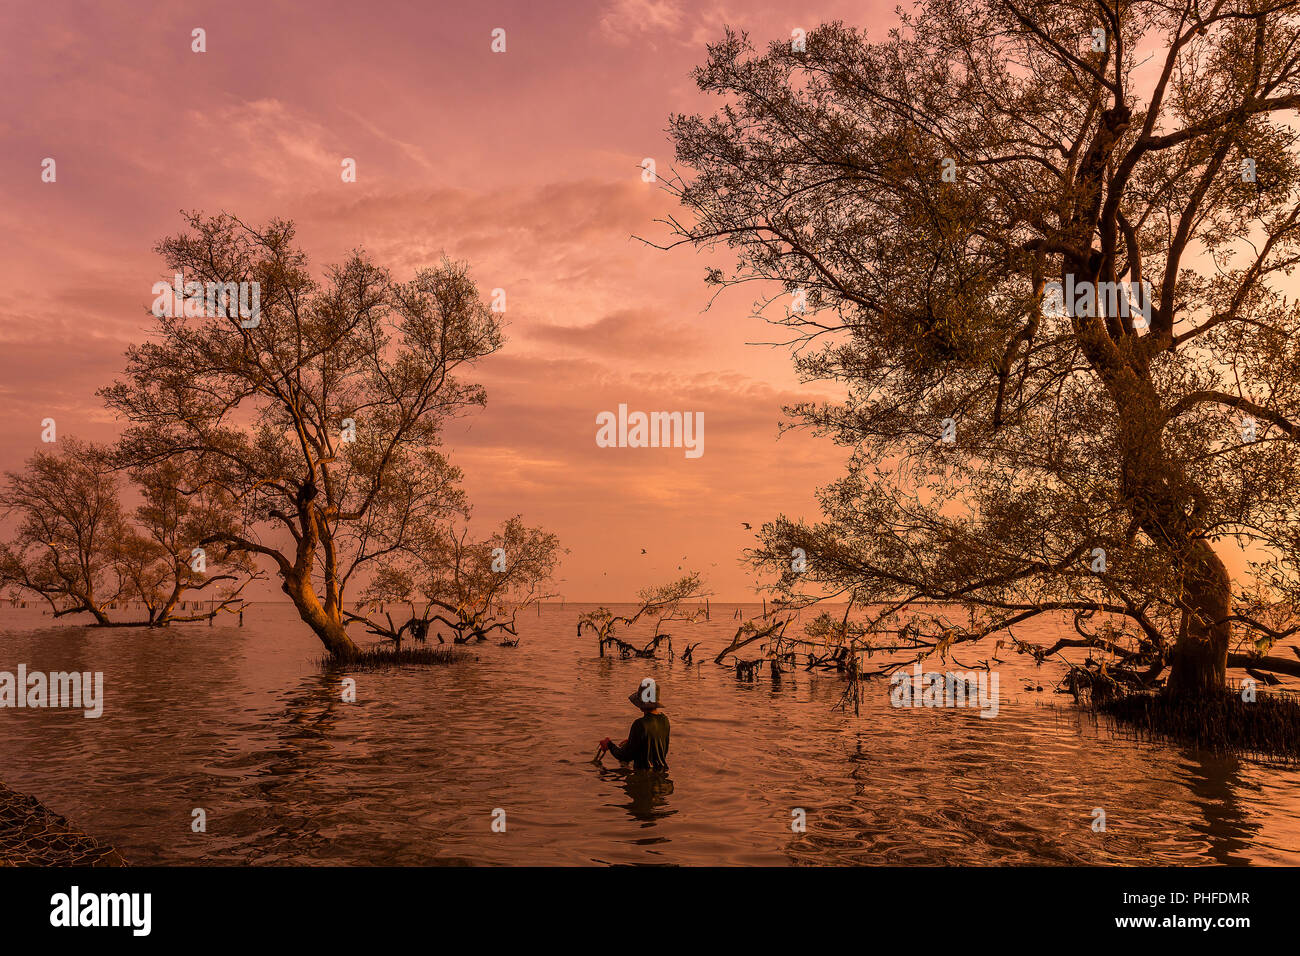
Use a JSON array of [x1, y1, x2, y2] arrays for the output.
[[1166, 539, 1231, 699], [1102, 363, 1231, 702], [282, 574, 361, 659], [156, 584, 181, 626]]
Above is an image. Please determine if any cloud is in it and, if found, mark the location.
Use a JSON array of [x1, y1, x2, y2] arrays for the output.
[[523, 308, 704, 358], [0, 0, 880, 598], [599, 0, 687, 43]]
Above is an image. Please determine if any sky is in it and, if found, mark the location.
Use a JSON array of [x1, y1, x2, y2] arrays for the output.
[[0, 0, 890, 601]]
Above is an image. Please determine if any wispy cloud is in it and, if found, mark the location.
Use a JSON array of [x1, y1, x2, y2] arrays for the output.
[[599, 0, 687, 43]]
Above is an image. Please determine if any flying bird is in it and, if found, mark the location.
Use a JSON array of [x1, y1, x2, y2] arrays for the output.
[[741, 522, 752, 530], [640, 548, 647, 555]]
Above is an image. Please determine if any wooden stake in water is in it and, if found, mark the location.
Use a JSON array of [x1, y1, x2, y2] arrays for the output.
[[850, 647, 860, 716]]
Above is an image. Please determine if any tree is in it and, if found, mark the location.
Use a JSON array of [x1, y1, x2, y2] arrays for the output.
[[0, 440, 129, 623], [662, 2, 1300, 700], [121, 459, 260, 625], [100, 213, 502, 658], [579, 573, 707, 657], [359, 516, 562, 647], [0, 442, 254, 624]]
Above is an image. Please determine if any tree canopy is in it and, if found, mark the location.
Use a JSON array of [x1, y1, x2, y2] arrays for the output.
[[662, 0, 1300, 698], [100, 213, 505, 657]]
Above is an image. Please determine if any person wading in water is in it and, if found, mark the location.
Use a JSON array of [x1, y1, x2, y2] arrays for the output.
[[596, 678, 669, 770]]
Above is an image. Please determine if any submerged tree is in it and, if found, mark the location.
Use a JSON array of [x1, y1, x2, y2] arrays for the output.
[[663, 1, 1300, 700], [358, 516, 562, 647], [0, 440, 127, 623], [0, 440, 253, 624], [121, 458, 260, 625], [579, 573, 708, 657], [100, 213, 502, 657]]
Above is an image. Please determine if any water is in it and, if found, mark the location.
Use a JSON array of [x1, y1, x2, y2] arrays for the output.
[[2, 603, 1298, 865]]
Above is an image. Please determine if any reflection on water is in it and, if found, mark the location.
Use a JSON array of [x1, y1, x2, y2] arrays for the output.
[[1181, 752, 1258, 866], [600, 767, 676, 826], [2, 603, 1298, 865]]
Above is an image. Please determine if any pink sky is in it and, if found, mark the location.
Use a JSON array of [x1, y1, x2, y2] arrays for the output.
[[0, 0, 891, 601]]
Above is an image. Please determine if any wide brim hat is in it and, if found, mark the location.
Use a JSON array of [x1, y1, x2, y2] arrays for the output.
[[628, 678, 663, 709]]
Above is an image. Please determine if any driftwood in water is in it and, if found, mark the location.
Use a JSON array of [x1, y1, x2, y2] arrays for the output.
[[836, 648, 861, 715], [805, 645, 851, 672], [1229, 652, 1300, 680], [604, 631, 669, 659], [713, 618, 789, 665], [577, 613, 667, 658], [352, 599, 526, 650], [578, 573, 707, 659]]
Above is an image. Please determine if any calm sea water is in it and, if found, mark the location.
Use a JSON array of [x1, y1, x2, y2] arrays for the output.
[[2, 603, 1298, 865]]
